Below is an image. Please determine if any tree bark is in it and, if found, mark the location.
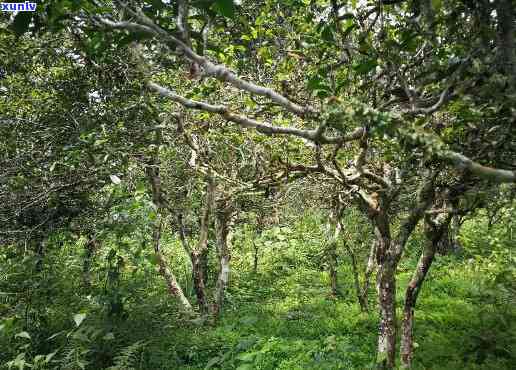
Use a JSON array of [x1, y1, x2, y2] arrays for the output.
[[344, 239, 364, 308], [496, 0, 516, 78], [400, 212, 451, 368], [343, 237, 376, 312], [190, 250, 209, 313], [328, 243, 339, 297], [153, 216, 193, 311], [147, 165, 193, 312], [212, 200, 233, 318], [363, 176, 435, 369], [372, 213, 397, 369], [360, 240, 377, 312], [326, 205, 342, 297], [34, 240, 45, 272], [176, 178, 215, 314]]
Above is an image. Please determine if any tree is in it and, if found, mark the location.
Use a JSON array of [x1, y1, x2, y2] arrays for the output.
[[2, 0, 514, 368]]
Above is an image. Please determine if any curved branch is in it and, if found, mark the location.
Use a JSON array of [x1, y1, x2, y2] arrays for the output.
[[147, 82, 364, 144], [445, 152, 516, 183], [96, 10, 313, 117]]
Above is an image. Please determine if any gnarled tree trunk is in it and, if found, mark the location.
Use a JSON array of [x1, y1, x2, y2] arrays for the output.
[[400, 212, 451, 368], [360, 176, 435, 369], [372, 213, 397, 369]]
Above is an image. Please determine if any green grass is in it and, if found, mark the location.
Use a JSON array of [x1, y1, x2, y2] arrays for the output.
[[1, 229, 514, 369]]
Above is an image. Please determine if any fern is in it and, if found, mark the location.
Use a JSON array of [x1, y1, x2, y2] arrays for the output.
[[58, 343, 91, 370], [107, 341, 146, 370]]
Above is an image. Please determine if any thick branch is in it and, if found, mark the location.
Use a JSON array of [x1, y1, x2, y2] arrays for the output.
[[393, 174, 436, 259], [176, 214, 193, 255], [445, 152, 516, 183], [97, 12, 312, 117], [408, 87, 451, 115], [148, 82, 364, 144]]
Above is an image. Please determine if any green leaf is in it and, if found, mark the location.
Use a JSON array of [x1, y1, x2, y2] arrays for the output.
[[353, 59, 378, 74], [102, 332, 115, 341], [431, 0, 442, 10], [321, 25, 334, 42], [339, 13, 354, 20], [236, 364, 254, 370], [47, 331, 65, 340], [73, 313, 87, 327], [9, 12, 33, 37], [150, 0, 166, 10], [236, 352, 256, 362], [307, 76, 323, 91], [343, 22, 357, 38], [135, 182, 146, 194], [147, 254, 159, 266], [204, 356, 221, 369], [239, 315, 259, 325], [45, 352, 57, 363], [15, 331, 31, 340], [213, 0, 235, 18]]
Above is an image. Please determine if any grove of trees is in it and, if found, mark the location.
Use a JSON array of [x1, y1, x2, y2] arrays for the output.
[[1, 0, 514, 369]]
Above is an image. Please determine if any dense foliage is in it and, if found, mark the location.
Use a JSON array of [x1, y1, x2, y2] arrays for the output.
[[1, 0, 514, 369]]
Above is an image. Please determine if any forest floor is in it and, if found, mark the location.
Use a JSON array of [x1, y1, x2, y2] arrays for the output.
[[1, 225, 514, 369], [105, 255, 514, 369]]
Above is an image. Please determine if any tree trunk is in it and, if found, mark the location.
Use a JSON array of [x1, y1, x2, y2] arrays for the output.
[[376, 257, 397, 370], [497, 0, 516, 78], [176, 178, 215, 314], [400, 213, 451, 368], [325, 208, 342, 297], [344, 241, 365, 308], [328, 243, 339, 297], [360, 240, 377, 312], [147, 165, 193, 312], [356, 167, 436, 369], [213, 201, 234, 318], [153, 216, 193, 311], [344, 238, 376, 312], [374, 216, 397, 369], [399, 251, 434, 369], [34, 240, 45, 272], [190, 250, 209, 313]]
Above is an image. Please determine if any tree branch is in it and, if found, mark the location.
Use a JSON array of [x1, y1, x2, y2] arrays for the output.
[[445, 151, 516, 183], [196, 175, 215, 254], [96, 9, 313, 117], [148, 81, 364, 144]]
